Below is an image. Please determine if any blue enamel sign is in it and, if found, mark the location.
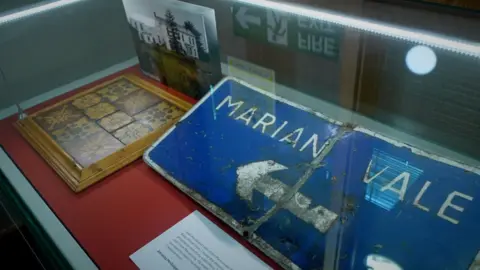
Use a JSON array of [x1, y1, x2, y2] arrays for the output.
[[145, 77, 480, 270]]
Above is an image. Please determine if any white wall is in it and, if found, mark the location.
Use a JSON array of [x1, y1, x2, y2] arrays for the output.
[[0, 0, 136, 108]]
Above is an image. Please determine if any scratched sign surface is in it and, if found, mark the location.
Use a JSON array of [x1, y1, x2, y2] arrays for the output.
[[144, 78, 480, 270]]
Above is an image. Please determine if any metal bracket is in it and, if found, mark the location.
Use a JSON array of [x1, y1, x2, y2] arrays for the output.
[[16, 104, 27, 120]]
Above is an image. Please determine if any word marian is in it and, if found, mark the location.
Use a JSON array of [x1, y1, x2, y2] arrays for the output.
[[216, 95, 332, 159]]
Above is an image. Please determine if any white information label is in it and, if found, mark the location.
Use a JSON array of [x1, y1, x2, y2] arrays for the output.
[[130, 211, 271, 270]]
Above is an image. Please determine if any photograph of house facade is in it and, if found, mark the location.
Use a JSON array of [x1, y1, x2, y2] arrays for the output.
[[128, 12, 201, 59], [122, 0, 221, 99]]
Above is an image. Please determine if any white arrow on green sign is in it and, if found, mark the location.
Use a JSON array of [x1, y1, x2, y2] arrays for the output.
[[232, 3, 343, 60], [235, 6, 261, 29]]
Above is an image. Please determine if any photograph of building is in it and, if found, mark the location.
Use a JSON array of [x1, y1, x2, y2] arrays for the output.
[[122, 0, 221, 99], [128, 11, 203, 59]]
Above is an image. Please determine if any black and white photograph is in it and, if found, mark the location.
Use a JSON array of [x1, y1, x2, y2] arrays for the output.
[[122, 0, 222, 99]]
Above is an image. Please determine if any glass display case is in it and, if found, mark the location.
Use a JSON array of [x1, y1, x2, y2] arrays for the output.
[[0, 0, 479, 269]]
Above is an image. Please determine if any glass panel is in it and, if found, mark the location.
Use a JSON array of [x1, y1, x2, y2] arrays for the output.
[[0, 0, 136, 108], [1, 0, 479, 270], [136, 1, 480, 269], [0, 0, 45, 14]]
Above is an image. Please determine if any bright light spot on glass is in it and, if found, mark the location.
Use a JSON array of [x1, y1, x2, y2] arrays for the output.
[[0, 0, 85, 25], [406, 45, 437, 75], [365, 254, 403, 270]]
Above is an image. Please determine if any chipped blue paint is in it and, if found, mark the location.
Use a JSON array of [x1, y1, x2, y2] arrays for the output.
[[145, 77, 480, 270]]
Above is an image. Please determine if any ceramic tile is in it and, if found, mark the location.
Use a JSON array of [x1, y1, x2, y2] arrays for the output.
[[98, 111, 134, 132], [134, 100, 185, 130], [34, 104, 84, 131], [97, 79, 140, 102], [84, 102, 117, 120], [113, 121, 154, 145], [60, 130, 124, 167], [50, 117, 103, 143], [114, 90, 161, 116], [71, 93, 102, 109]]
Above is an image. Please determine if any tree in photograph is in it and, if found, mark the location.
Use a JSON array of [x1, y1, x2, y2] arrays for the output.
[[165, 10, 184, 55], [184, 21, 209, 61]]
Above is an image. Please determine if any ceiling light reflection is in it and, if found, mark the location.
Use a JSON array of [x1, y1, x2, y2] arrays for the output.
[[406, 45, 437, 75], [234, 0, 480, 57], [0, 0, 85, 25]]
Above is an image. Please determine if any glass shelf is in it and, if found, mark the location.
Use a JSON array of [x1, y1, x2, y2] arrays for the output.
[[0, 0, 479, 270]]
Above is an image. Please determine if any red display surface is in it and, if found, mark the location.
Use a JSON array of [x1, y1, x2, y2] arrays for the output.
[[0, 67, 279, 270]]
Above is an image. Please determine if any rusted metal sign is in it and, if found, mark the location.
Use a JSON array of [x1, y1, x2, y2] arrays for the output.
[[145, 77, 480, 270]]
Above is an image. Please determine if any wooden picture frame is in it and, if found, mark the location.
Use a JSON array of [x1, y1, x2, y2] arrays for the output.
[[16, 74, 192, 192]]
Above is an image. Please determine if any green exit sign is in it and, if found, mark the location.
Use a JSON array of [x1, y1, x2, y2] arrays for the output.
[[232, 4, 343, 60]]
